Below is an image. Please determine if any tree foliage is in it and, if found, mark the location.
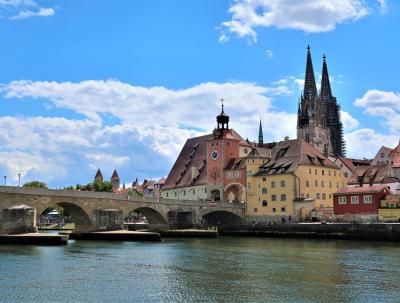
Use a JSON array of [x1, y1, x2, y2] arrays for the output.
[[23, 181, 48, 189]]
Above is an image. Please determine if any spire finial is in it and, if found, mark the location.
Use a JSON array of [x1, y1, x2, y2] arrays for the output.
[[220, 98, 224, 114], [304, 44, 317, 99], [307, 44, 310, 51], [320, 53, 332, 100], [258, 117, 264, 146]]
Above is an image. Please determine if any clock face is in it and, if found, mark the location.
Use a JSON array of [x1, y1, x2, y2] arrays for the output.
[[211, 149, 219, 161]]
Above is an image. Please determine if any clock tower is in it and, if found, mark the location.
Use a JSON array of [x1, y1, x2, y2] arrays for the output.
[[206, 100, 241, 201]]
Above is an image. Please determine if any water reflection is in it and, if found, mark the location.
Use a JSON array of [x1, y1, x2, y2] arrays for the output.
[[0, 238, 399, 303]]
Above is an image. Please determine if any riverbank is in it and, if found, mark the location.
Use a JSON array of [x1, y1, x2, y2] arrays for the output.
[[218, 222, 400, 241]]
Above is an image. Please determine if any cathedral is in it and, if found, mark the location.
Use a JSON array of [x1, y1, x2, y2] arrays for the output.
[[297, 46, 345, 157]]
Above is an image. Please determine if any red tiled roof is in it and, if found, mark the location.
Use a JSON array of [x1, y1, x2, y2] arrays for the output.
[[333, 185, 388, 195], [163, 134, 212, 190], [347, 165, 399, 185], [253, 139, 338, 176]]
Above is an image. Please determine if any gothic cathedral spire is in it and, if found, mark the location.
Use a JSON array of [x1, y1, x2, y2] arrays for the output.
[[304, 45, 317, 99], [258, 118, 264, 146], [320, 54, 332, 101]]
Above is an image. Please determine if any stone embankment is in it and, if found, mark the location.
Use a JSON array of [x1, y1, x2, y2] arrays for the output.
[[218, 223, 400, 241]]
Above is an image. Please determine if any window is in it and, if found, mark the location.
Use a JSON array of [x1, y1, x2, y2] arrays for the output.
[[227, 172, 234, 179], [193, 189, 195, 195], [281, 207, 286, 212], [315, 180, 318, 187], [280, 180, 286, 187], [271, 181, 276, 188], [321, 181, 324, 187], [183, 191, 186, 196], [272, 208, 276, 213], [351, 196, 359, 204], [315, 169, 318, 175], [235, 171, 241, 178], [322, 193, 326, 200], [322, 170, 325, 176], [262, 200, 268, 206], [306, 180, 309, 187], [334, 171, 337, 176], [336, 182, 339, 189], [175, 192, 177, 196], [381, 153, 385, 158], [271, 195, 276, 201], [262, 188, 267, 194], [248, 183, 251, 189], [254, 208, 258, 212], [329, 181, 332, 188], [262, 177, 266, 182], [306, 194, 310, 198], [329, 171, 331, 176], [309, 168, 312, 174], [166, 193, 169, 198], [364, 195, 372, 204], [281, 194, 287, 201], [244, 149, 248, 154], [344, 172, 348, 178], [317, 193, 321, 199]]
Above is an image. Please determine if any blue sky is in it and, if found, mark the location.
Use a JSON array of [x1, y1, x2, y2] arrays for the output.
[[0, 0, 399, 188]]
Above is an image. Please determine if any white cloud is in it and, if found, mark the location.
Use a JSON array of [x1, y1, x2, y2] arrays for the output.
[[10, 7, 54, 19], [265, 49, 273, 58], [219, 0, 383, 43], [1, 79, 298, 186], [0, 0, 55, 20], [345, 128, 397, 159], [355, 89, 400, 133], [341, 110, 359, 130]]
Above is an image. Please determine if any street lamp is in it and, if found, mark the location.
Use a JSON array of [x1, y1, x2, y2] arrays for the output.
[[18, 173, 21, 187], [3, 176, 6, 186]]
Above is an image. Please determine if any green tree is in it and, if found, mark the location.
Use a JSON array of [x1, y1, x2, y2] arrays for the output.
[[23, 181, 48, 189]]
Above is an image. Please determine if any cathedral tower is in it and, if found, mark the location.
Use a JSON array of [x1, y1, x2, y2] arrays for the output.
[[297, 46, 345, 157]]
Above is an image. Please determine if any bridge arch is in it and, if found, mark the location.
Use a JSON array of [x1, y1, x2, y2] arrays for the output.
[[128, 207, 167, 225], [201, 210, 242, 226], [224, 182, 246, 203], [56, 202, 93, 231]]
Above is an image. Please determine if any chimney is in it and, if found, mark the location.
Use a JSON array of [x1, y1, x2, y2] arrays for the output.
[[358, 176, 364, 187], [369, 176, 374, 187]]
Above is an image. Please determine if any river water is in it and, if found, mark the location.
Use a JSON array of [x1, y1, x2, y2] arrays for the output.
[[0, 237, 399, 303]]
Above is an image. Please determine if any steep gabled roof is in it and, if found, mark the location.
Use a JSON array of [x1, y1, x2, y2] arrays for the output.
[[163, 134, 211, 190], [254, 139, 338, 176]]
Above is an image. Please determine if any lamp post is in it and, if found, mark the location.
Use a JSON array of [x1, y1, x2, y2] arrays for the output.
[[18, 173, 21, 187], [3, 176, 6, 186]]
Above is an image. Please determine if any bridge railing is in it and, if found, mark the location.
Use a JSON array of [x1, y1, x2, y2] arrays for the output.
[[0, 186, 245, 209]]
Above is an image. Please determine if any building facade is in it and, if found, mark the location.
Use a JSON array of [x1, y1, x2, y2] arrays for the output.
[[333, 186, 389, 221], [297, 46, 345, 157], [161, 104, 251, 202], [246, 139, 346, 221]]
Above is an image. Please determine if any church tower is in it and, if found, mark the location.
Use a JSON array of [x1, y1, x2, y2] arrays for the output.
[[258, 118, 264, 146], [297, 46, 345, 157]]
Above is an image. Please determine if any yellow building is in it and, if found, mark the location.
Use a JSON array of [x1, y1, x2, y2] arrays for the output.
[[378, 194, 400, 222], [246, 139, 346, 221]]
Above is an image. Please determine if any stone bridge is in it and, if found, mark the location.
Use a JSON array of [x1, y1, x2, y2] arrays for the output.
[[0, 186, 245, 233]]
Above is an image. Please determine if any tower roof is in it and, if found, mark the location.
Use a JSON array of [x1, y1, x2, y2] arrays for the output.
[[258, 118, 264, 146], [216, 99, 229, 129], [111, 169, 119, 180], [320, 54, 332, 100], [95, 169, 103, 178], [304, 45, 317, 99]]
